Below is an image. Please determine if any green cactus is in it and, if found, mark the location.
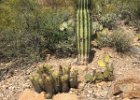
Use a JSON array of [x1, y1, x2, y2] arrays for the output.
[[37, 66, 45, 75], [61, 75, 70, 92], [52, 71, 61, 93], [85, 73, 93, 83], [44, 76, 55, 99], [63, 66, 71, 75], [84, 54, 114, 83], [76, 0, 91, 65], [95, 66, 114, 82], [29, 74, 42, 93], [59, 65, 64, 75], [70, 70, 78, 88], [37, 65, 52, 75], [30, 65, 78, 98]]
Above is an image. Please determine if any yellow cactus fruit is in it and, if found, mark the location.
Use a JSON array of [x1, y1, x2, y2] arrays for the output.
[[97, 59, 106, 67]]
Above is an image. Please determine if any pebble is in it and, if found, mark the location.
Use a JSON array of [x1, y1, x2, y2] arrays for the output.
[[88, 90, 93, 94], [87, 94, 90, 97], [123, 98, 130, 100]]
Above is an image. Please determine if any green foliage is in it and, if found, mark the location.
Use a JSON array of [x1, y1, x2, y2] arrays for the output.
[[96, 28, 111, 47], [91, 0, 119, 15], [85, 54, 114, 83], [100, 13, 117, 29], [0, 0, 76, 60], [136, 34, 140, 41], [85, 73, 93, 83], [96, 29, 132, 52], [97, 55, 113, 82], [1, 0, 139, 60], [91, 0, 140, 30], [92, 22, 103, 34], [40, 11, 76, 57], [30, 64, 78, 99], [110, 30, 132, 52]]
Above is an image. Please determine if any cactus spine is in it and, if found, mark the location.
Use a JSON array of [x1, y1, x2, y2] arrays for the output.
[[76, 0, 91, 64]]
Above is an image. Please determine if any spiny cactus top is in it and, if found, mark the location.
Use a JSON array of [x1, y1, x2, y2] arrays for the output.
[[76, 0, 91, 9]]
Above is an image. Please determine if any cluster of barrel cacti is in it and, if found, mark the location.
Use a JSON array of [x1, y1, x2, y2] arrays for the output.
[[30, 65, 78, 99], [76, 0, 91, 64], [85, 54, 114, 83]]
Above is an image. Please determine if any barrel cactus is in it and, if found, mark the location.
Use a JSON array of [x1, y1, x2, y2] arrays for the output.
[[30, 64, 78, 99], [76, 0, 91, 64]]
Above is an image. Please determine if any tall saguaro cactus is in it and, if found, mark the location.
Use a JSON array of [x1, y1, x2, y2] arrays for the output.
[[76, 0, 91, 65]]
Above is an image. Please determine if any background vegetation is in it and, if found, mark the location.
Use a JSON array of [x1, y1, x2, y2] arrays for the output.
[[0, 0, 140, 61]]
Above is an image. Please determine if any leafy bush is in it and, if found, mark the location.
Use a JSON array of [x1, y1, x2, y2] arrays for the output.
[[92, 21, 103, 34], [40, 11, 76, 57], [100, 13, 117, 30], [96, 29, 132, 52], [0, 31, 43, 60], [96, 28, 111, 47], [110, 30, 132, 52], [0, 0, 76, 60]]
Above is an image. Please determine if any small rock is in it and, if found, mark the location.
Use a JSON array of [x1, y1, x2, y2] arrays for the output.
[[100, 90, 108, 97], [53, 93, 79, 100], [78, 83, 85, 88], [18, 89, 46, 100], [96, 82, 106, 87], [123, 98, 130, 100], [88, 90, 93, 94], [86, 94, 90, 97]]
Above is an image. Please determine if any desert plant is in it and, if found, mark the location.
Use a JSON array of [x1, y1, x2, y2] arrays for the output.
[[0, 0, 76, 60], [30, 64, 78, 99], [34, 10, 76, 58], [96, 28, 111, 47], [110, 30, 132, 52], [100, 13, 117, 30], [84, 73, 94, 83], [96, 29, 132, 52], [85, 54, 114, 83], [76, 0, 92, 65]]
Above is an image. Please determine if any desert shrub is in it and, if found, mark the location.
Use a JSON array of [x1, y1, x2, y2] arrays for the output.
[[0, 0, 43, 60], [96, 29, 132, 52], [39, 11, 76, 57], [0, 0, 76, 60], [100, 13, 117, 30], [91, 0, 140, 30], [110, 30, 132, 52], [137, 21, 140, 31], [92, 21, 103, 34], [96, 28, 111, 47]]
